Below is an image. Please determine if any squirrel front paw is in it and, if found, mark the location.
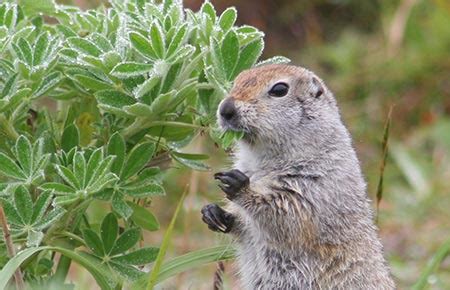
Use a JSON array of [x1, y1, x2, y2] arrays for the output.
[[214, 169, 249, 200], [201, 204, 234, 233]]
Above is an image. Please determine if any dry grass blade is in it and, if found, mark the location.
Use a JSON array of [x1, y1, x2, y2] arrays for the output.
[[375, 105, 394, 223]]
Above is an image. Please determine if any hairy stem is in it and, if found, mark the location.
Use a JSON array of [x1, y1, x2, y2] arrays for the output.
[[0, 205, 25, 290]]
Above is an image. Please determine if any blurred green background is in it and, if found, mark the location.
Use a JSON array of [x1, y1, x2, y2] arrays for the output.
[[62, 0, 450, 289]]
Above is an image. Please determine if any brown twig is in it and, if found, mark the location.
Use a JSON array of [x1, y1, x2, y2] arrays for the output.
[[0, 204, 25, 290]]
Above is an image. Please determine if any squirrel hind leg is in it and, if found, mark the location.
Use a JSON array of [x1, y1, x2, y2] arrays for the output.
[[201, 203, 235, 233]]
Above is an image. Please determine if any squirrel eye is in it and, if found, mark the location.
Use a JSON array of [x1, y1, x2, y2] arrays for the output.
[[268, 82, 289, 97]]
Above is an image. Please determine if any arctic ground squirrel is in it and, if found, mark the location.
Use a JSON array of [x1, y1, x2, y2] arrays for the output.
[[201, 64, 395, 289]]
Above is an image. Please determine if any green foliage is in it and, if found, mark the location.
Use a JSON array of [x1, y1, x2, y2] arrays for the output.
[[0, 0, 281, 288]]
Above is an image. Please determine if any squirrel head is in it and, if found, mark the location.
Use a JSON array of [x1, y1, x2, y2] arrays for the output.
[[217, 64, 345, 159]]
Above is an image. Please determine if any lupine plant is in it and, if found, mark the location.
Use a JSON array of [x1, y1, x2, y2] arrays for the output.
[[0, 0, 288, 289]]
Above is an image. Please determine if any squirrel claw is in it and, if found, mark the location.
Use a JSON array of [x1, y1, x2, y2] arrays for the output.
[[215, 169, 249, 200], [201, 204, 234, 233]]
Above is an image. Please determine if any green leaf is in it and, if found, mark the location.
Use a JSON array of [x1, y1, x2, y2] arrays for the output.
[[31, 190, 52, 223], [148, 90, 174, 115], [14, 136, 32, 175], [73, 74, 113, 91], [201, 2, 216, 23], [55, 165, 80, 190], [123, 103, 153, 117], [0, 88, 31, 113], [96, 90, 136, 109], [134, 75, 160, 100], [1, 199, 22, 226], [17, 38, 33, 66], [156, 245, 235, 284], [56, 24, 77, 38], [256, 56, 291, 67], [53, 194, 80, 206], [166, 45, 195, 65], [1, 73, 18, 98], [0, 246, 118, 289], [110, 62, 153, 78], [128, 202, 160, 231], [19, 0, 56, 16], [89, 33, 113, 52], [171, 153, 209, 171], [85, 148, 103, 186], [112, 247, 159, 265], [129, 32, 157, 60], [218, 7, 237, 32], [112, 190, 133, 219], [171, 152, 209, 160], [107, 133, 125, 176], [166, 24, 187, 57], [82, 229, 104, 257], [121, 142, 155, 180], [144, 186, 188, 290], [34, 207, 65, 230], [101, 213, 118, 255], [14, 185, 33, 224], [232, 38, 263, 79], [0, 247, 43, 290], [111, 228, 141, 256], [109, 260, 144, 281], [34, 71, 64, 98], [39, 182, 75, 194], [68, 37, 102, 57], [149, 23, 165, 59], [128, 167, 160, 186], [73, 151, 87, 188], [33, 32, 50, 66], [0, 152, 26, 180], [124, 183, 165, 198], [61, 123, 79, 152], [221, 30, 239, 79]]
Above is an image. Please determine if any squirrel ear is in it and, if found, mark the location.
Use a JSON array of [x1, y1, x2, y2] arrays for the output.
[[311, 77, 324, 98]]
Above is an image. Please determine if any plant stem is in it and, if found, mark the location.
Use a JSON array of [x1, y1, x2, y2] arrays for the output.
[[0, 205, 25, 290]]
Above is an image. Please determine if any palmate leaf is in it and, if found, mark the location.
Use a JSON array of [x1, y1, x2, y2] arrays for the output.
[[0, 136, 52, 186], [2, 186, 64, 243]]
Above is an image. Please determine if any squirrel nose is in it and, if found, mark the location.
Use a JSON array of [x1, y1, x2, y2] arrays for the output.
[[220, 98, 237, 121]]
